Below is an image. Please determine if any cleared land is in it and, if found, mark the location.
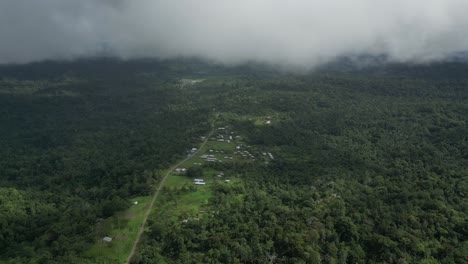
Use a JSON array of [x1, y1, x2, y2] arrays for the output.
[[83, 196, 151, 263], [125, 121, 216, 263]]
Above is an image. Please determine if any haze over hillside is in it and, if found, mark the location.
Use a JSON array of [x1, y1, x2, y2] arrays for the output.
[[1, 2, 468, 262], [1, 0, 468, 68]]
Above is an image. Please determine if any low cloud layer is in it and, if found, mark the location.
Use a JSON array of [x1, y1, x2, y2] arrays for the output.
[[1, 0, 468, 67]]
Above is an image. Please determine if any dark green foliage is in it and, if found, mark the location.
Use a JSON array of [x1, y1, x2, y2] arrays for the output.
[[0, 59, 212, 262], [138, 63, 468, 263], [1, 59, 467, 263], [186, 166, 204, 178]]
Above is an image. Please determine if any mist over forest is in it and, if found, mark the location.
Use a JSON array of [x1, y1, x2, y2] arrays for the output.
[[0, 2, 467, 264], [2, 0, 468, 68]]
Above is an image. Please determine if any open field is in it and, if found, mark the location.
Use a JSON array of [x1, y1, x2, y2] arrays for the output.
[[83, 196, 151, 263], [81, 164, 228, 262], [152, 178, 213, 222]]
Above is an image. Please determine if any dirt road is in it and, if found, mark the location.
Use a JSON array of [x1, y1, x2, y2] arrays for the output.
[[125, 123, 215, 264]]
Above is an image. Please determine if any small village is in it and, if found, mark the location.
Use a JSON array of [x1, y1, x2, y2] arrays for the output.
[[171, 124, 276, 189], [91, 116, 280, 260]]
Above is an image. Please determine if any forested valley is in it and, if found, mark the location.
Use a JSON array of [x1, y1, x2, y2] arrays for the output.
[[0, 59, 213, 263], [0, 59, 466, 263]]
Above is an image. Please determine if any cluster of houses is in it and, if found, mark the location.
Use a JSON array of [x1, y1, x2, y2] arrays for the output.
[[217, 126, 234, 134], [201, 154, 219, 162], [216, 134, 232, 142], [174, 167, 187, 173], [209, 126, 237, 143], [186, 147, 198, 157], [235, 144, 250, 150], [216, 134, 233, 143], [201, 150, 235, 162], [216, 172, 231, 183], [234, 150, 256, 161], [194, 179, 206, 185], [262, 152, 274, 160]]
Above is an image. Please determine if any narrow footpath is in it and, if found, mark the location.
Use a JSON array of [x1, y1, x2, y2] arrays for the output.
[[125, 122, 215, 264]]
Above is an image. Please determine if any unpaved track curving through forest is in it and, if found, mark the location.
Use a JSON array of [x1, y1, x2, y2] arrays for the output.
[[125, 122, 215, 264]]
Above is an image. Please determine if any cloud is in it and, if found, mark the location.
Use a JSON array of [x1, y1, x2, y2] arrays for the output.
[[1, 0, 468, 68]]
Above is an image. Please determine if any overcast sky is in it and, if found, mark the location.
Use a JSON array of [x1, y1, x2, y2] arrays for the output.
[[1, 0, 468, 67]]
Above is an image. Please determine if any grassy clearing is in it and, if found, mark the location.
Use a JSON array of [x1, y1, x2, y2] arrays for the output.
[[85, 117, 237, 263], [152, 189, 212, 222], [152, 174, 213, 222], [206, 140, 237, 151], [179, 156, 204, 167], [82, 195, 151, 263], [178, 140, 238, 168], [165, 174, 193, 188]]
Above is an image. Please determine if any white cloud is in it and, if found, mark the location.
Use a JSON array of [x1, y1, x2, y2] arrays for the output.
[[1, 0, 468, 68]]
